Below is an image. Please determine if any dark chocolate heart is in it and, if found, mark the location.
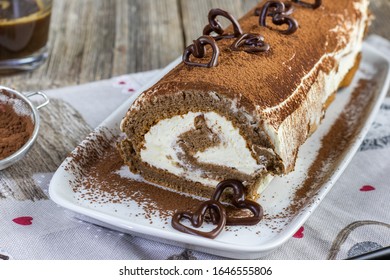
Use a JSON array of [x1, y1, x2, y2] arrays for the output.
[[203, 8, 243, 40], [211, 179, 264, 226], [255, 2, 294, 16], [230, 33, 270, 53], [292, 0, 321, 9], [258, 1, 298, 35], [183, 35, 220, 68], [171, 200, 227, 239]]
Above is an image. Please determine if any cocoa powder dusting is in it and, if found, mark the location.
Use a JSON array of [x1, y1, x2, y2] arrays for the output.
[[286, 79, 377, 216], [0, 100, 34, 160], [144, 0, 363, 127], [66, 129, 202, 221]]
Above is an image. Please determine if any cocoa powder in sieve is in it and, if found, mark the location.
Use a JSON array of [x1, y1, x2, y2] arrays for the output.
[[0, 101, 34, 160]]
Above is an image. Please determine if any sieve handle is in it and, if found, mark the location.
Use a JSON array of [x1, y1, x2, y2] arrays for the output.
[[26, 91, 50, 110]]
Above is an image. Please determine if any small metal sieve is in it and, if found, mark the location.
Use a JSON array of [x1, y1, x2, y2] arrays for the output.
[[0, 86, 49, 170]]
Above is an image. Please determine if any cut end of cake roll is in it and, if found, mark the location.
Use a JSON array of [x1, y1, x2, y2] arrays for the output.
[[119, 85, 281, 199], [118, 0, 370, 200]]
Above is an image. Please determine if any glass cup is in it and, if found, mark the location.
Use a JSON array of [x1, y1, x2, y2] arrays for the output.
[[0, 0, 52, 72]]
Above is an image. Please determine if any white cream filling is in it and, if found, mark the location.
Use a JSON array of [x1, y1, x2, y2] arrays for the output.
[[141, 111, 264, 187]]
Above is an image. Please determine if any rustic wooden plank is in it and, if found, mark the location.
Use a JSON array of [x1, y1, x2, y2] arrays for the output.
[[240, 0, 264, 15], [179, 0, 243, 46], [179, 0, 390, 47], [179, 0, 261, 46], [368, 0, 390, 39], [0, 0, 183, 91], [122, 0, 183, 74]]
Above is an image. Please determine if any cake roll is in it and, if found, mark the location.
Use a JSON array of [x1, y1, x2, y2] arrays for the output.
[[119, 0, 370, 200]]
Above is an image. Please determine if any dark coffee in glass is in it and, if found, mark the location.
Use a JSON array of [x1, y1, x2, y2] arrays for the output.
[[0, 0, 52, 72]]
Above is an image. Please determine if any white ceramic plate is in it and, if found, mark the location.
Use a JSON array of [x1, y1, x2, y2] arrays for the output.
[[49, 42, 390, 259]]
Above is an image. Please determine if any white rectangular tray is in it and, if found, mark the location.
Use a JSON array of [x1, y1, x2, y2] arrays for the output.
[[49, 42, 390, 259]]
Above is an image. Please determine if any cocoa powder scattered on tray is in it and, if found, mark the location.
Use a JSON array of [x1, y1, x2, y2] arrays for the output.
[[0, 98, 34, 160], [66, 129, 203, 221], [285, 78, 377, 216], [66, 78, 378, 225]]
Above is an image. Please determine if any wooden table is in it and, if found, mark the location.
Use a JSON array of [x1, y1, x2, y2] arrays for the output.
[[1, 0, 389, 201], [1, 0, 389, 91]]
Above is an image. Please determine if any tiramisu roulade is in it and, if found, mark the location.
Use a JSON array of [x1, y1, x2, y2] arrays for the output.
[[119, 0, 370, 199]]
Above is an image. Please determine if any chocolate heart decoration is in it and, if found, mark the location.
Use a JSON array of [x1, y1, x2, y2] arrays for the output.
[[231, 33, 270, 53], [254, 2, 294, 16], [259, 1, 298, 35], [171, 200, 227, 239], [203, 8, 243, 41], [183, 35, 220, 68], [211, 179, 263, 226], [292, 0, 321, 9]]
